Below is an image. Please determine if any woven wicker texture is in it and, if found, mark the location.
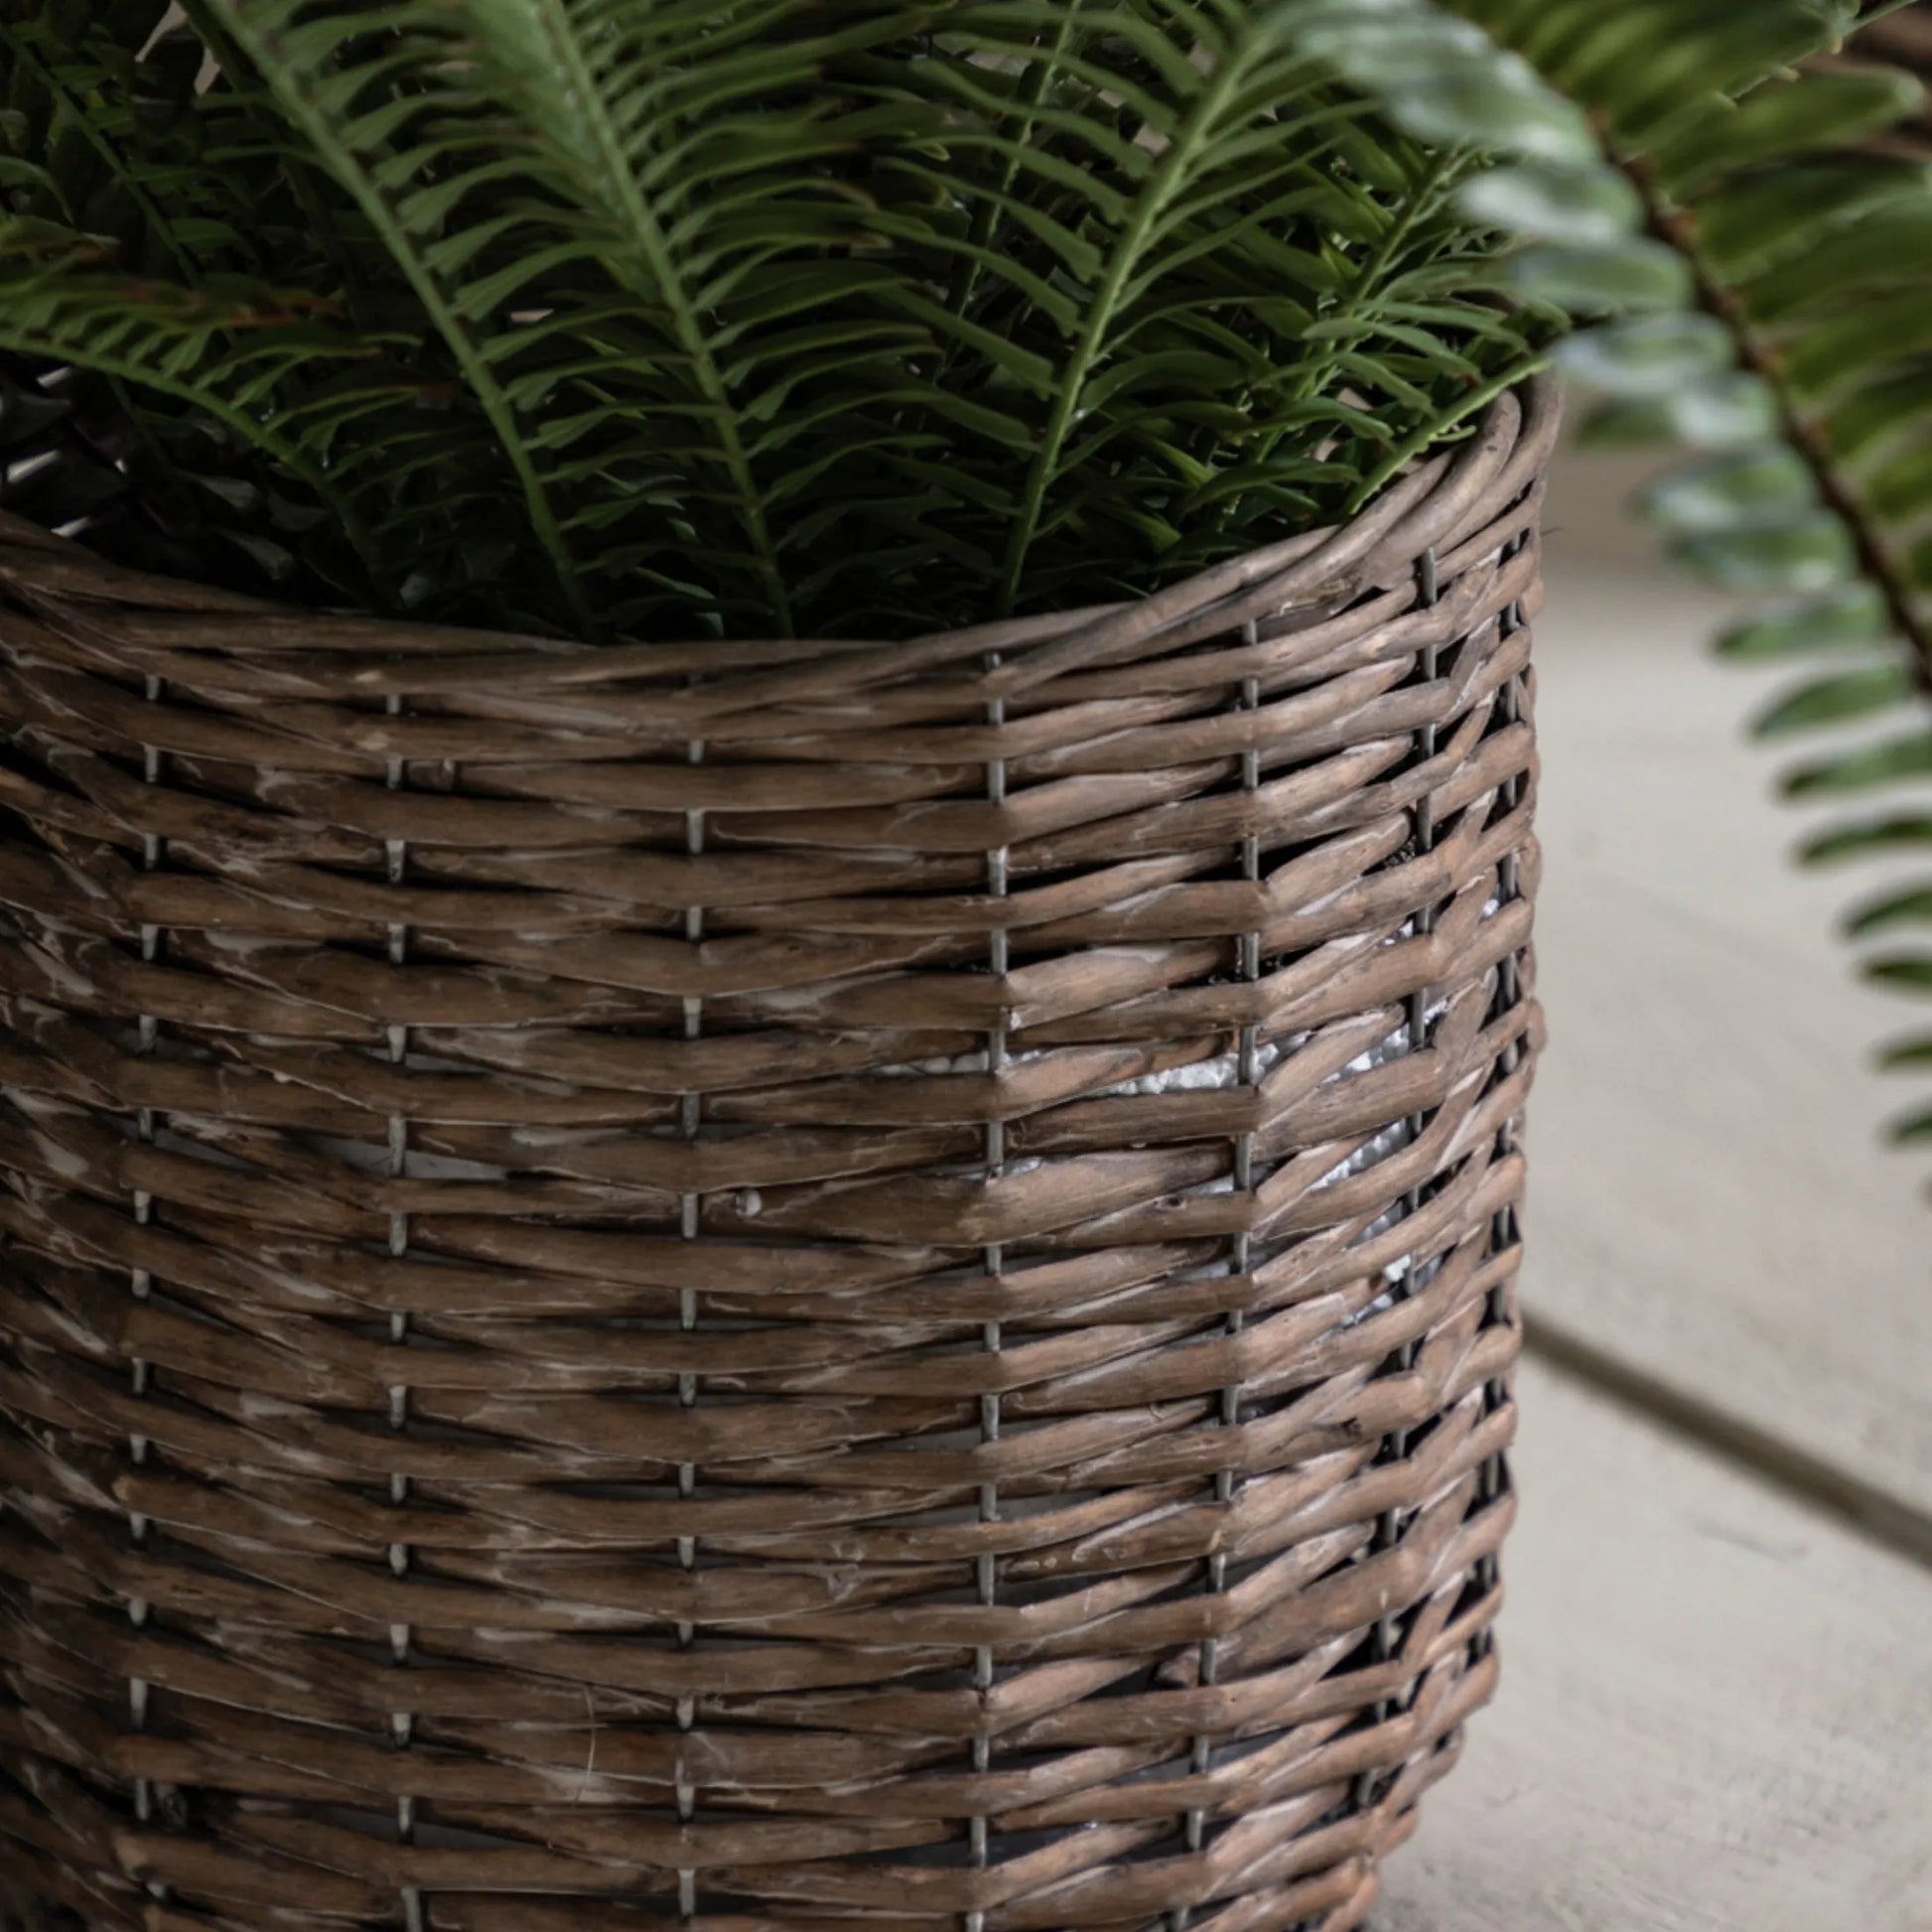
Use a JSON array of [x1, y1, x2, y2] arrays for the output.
[[0, 376, 1558, 1932]]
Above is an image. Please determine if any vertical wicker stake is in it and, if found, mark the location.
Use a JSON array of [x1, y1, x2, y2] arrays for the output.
[[967, 660, 1008, 1932], [1352, 543, 1446, 1816], [383, 695, 424, 1932], [0, 377, 1555, 1932], [128, 672, 166, 1903], [678, 727, 706, 1923], [1171, 620, 1264, 1932]]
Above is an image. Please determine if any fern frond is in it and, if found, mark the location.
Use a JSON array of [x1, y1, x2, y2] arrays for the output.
[[0, 8, 194, 278], [460, 0, 1004, 633], [986, 6, 1331, 613], [0, 217, 404, 579], [1301, 0, 1932, 1173], [0, 6, 516, 606], [3, 1, 1572, 635], [450, 0, 799, 633], [200, 0, 610, 635], [835, 4, 1556, 623], [199, 0, 958, 638]]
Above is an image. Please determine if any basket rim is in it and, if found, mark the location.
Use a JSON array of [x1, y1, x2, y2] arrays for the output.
[[0, 374, 1562, 693]]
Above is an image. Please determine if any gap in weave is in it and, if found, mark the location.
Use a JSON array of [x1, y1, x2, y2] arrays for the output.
[[0, 724, 69, 796], [296, 1802, 631, 1854], [855, 1823, 1090, 1871], [0, 1906, 88, 1932]]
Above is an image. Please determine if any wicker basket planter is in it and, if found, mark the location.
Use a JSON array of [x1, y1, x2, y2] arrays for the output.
[[0, 376, 1557, 1932]]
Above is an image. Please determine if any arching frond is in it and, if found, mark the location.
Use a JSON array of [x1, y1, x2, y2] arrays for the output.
[[1300, 0, 1932, 1173], [196, 0, 962, 636], [845, 4, 1558, 622]]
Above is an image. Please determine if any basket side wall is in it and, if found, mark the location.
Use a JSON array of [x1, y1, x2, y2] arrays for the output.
[[0, 388, 1555, 1932]]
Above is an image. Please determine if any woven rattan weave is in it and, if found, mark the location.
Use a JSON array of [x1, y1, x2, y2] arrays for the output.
[[0, 376, 1559, 1932]]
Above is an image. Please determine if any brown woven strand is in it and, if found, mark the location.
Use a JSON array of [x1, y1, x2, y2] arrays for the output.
[[0, 377, 1559, 1932]]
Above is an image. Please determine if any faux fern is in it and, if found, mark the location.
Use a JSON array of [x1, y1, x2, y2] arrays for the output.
[[0, 1, 1563, 635]]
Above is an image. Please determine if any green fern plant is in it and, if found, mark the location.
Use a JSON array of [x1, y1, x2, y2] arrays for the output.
[[0, 0, 1927, 1169], [0, 0, 1567, 635]]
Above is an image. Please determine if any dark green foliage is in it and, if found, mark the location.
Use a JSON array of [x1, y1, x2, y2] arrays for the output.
[[0, 0, 508, 610], [0, 350, 335, 590], [0, 0, 1566, 638]]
